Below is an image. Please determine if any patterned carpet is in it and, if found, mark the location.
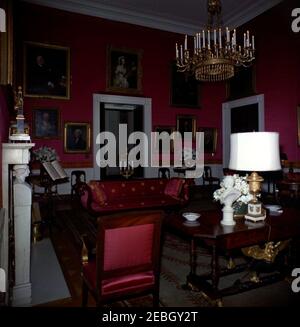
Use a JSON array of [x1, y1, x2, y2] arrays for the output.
[[159, 233, 213, 307]]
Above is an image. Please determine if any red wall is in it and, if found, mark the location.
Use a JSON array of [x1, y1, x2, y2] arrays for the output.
[[18, 3, 225, 167], [16, 2, 225, 166], [15, 0, 300, 167], [242, 0, 300, 162]]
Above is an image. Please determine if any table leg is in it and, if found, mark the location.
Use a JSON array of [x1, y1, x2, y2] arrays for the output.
[[182, 238, 198, 291], [211, 245, 220, 291], [190, 238, 197, 275]]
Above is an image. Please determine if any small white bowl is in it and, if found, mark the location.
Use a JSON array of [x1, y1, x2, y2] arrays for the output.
[[264, 204, 282, 212], [182, 212, 200, 222]]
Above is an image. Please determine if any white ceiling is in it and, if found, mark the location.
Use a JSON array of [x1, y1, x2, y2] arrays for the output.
[[25, 0, 283, 35]]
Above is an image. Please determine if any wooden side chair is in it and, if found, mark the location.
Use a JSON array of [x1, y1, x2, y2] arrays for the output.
[[81, 210, 163, 307], [202, 165, 220, 186], [71, 170, 86, 199]]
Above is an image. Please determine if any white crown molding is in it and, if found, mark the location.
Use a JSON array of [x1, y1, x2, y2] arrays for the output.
[[24, 0, 283, 35], [24, 0, 205, 35], [223, 0, 283, 28]]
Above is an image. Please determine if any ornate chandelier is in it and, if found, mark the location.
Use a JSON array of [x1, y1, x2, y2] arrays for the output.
[[175, 0, 255, 82]]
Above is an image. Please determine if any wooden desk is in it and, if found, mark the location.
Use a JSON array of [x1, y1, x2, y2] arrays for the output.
[[165, 208, 300, 304]]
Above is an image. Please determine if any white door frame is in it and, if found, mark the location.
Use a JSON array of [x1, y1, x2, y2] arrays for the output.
[[93, 94, 152, 180]]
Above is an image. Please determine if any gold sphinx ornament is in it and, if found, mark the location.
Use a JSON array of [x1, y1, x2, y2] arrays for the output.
[[241, 240, 290, 263], [9, 86, 31, 142]]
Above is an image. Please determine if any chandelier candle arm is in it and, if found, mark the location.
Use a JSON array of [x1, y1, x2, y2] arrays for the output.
[[175, 0, 255, 82]]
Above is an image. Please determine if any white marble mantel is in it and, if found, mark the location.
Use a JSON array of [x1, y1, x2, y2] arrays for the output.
[[1, 143, 35, 306]]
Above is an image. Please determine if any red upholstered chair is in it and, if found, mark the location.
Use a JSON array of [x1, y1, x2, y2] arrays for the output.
[[81, 210, 163, 307]]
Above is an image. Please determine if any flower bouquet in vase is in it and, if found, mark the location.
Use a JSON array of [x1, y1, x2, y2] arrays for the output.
[[33, 146, 58, 163], [213, 175, 253, 224]]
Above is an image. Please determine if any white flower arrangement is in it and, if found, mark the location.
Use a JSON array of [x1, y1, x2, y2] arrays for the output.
[[213, 174, 253, 205], [33, 146, 58, 163]]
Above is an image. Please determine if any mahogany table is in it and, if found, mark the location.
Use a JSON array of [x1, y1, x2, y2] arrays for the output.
[[165, 208, 300, 304]]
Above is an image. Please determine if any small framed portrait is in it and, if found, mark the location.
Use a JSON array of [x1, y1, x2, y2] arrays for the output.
[[32, 108, 60, 139], [153, 126, 175, 153], [64, 122, 91, 153], [176, 115, 197, 140], [106, 46, 143, 95], [23, 41, 70, 99], [198, 127, 218, 153], [170, 61, 200, 108]]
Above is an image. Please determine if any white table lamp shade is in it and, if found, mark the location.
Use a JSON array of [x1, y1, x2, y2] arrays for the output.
[[229, 132, 281, 171]]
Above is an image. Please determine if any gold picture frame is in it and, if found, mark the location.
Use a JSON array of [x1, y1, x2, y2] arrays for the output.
[[0, 0, 14, 85], [32, 107, 60, 139], [198, 127, 218, 153], [106, 46, 143, 95], [176, 115, 197, 140], [64, 122, 91, 153], [23, 41, 70, 99]]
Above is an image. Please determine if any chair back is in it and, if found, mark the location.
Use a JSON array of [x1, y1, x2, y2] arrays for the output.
[[71, 170, 86, 186], [71, 170, 86, 198], [204, 166, 212, 178], [158, 168, 170, 179], [96, 210, 163, 295]]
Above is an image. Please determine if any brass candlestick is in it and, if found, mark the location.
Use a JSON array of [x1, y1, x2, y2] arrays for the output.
[[120, 160, 134, 179], [9, 86, 31, 142]]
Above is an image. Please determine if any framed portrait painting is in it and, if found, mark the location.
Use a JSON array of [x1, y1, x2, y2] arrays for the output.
[[176, 115, 196, 140], [64, 122, 91, 153], [32, 108, 60, 139], [106, 46, 143, 95], [170, 61, 200, 108], [23, 41, 70, 99], [198, 127, 218, 153]]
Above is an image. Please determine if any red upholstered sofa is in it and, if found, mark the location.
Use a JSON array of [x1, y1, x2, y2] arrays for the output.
[[79, 178, 192, 216]]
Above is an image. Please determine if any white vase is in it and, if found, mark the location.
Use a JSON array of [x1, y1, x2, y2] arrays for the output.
[[221, 203, 236, 226]]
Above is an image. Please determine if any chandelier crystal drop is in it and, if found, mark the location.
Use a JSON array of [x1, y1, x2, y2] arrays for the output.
[[175, 0, 255, 82]]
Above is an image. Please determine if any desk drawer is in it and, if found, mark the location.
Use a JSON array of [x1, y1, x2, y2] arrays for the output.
[[218, 228, 269, 250]]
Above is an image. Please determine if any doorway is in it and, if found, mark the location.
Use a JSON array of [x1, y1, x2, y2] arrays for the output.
[[100, 103, 144, 179], [93, 94, 153, 180]]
